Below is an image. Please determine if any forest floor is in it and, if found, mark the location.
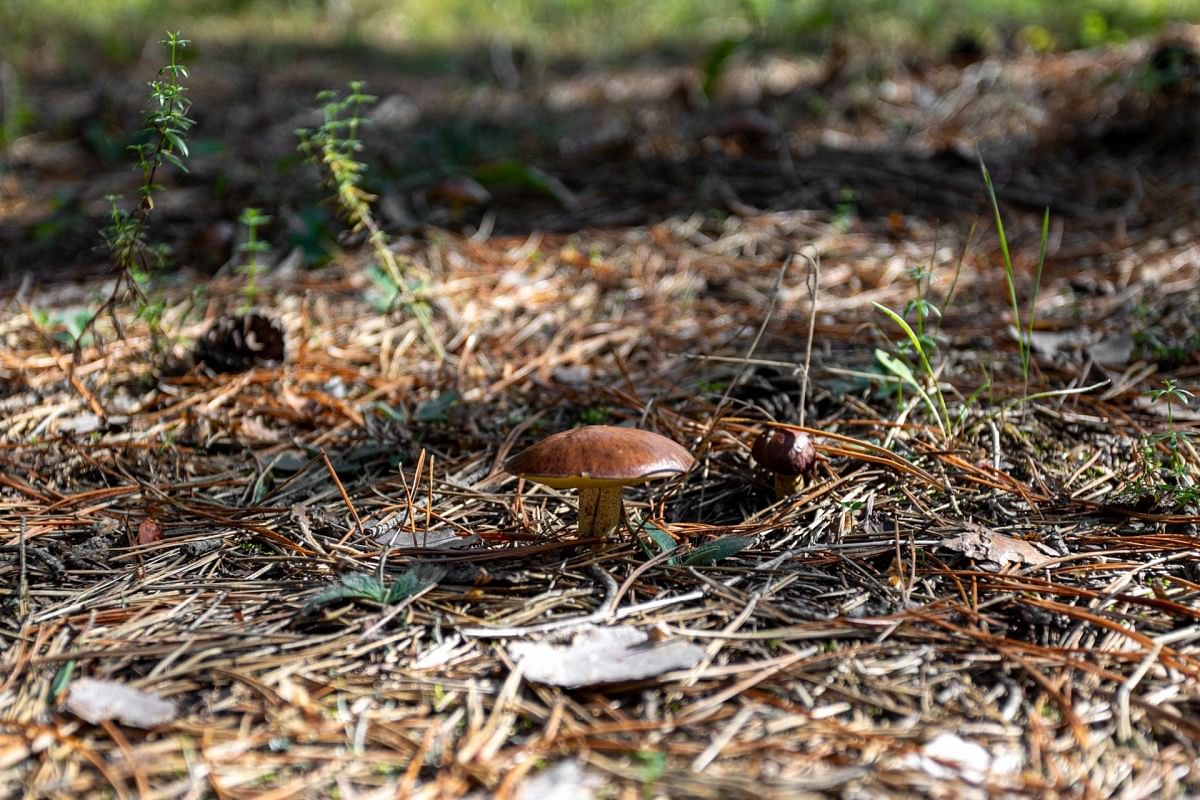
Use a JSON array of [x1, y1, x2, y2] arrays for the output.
[[2, 21, 1200, 800]]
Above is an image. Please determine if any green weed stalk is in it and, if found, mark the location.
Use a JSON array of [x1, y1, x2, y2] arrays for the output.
[[237, 207, 270, 308], [873, 304, 951, 437], [873, 242, 953, 438], [83, 32, 193, 358], [1146, 379, 1196, 482], [297, 82, 445, 359]]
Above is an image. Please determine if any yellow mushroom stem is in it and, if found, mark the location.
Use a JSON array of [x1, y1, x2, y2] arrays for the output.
[[576, 486, 625, 538], [774, 472, 804, 499]]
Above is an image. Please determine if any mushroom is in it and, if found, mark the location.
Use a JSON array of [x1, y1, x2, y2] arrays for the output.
[[504, 425, 695, 539], [751, 428, 816, 499], [426, 176, 491, 221], [712, 109, 780, 140]]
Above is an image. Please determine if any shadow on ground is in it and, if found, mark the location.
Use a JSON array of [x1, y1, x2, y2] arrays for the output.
[[3, 30, 1199, 284]]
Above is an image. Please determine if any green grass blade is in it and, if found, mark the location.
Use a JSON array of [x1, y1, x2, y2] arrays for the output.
[[938, 217, 976, 334], [639, 521, 680, 565], [873, 305, 950, 436], [980, 162, 1028, 383], [683, 535, 754, 566], [1028, 207, 1050, 371]]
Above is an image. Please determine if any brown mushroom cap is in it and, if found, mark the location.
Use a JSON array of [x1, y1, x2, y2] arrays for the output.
[[751, 429, 815, 476], [428, 176, 492, 207], [504, 425, 695, 488], [713, 109, 780, 139]]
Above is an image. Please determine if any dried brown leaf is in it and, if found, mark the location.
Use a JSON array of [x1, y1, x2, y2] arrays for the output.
[[940, 525, 1053, 567], [135, 519, 163, 546]]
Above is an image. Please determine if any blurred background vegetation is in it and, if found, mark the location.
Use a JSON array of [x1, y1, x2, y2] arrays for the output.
[[4, 0, 1199, 275], [4, 0, 1200, 69]]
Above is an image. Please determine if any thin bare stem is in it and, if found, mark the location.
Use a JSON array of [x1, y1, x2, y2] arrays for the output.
[[799, 251, 819, 427]]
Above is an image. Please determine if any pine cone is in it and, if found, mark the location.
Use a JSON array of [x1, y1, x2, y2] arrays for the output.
[[194, 313, 285, 373]]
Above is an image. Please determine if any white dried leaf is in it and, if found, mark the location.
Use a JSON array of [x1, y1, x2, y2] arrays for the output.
[[65, 678, 176, 728], [1086, 331, 1134, 367], [515, 759, 604, 800], [276, 676, 312, 711], [368, 514, 480, 550], [373, 527, 479, 550], [901, 733, 1021, 784], [414, 635, 473, 669], [1021, 327, 1088, 361], [510, 625, 704, 688], [55, 414, 104, 435], [1021, 326, 1133, 368]]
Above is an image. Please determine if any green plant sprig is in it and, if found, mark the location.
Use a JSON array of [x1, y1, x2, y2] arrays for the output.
[[1146, 379, 1196, 480], [297, 82, 445, 359], [873, 305, 951, 438], [305, 566, 445, 612], [237, 207, 271, 308], [78, 32, 193, 358]]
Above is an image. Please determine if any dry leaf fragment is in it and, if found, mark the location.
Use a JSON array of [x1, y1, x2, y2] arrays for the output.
[[1022, 327, 1133, 367], [279, 388, 323, 418], [1086, 331, 1134, 367], [900, 733, 1022, 784], [237, 415, 281, 443], [373, 527, 480, 550], [1023, 327, 1093, 363], [276, 676, 318, 719], [510, 625, 705, 688], [940, 524, 1052, 567], [514, 759, 604, 800], [0, 738, 30, 770], [55, 413, 105, 435], [65, 678, 176, 729], [135, 519, 163, 546]]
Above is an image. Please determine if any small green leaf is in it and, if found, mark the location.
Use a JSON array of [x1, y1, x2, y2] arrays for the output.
[[250, 467, 272, 505], [875, 348, 941, 428], [383, 565, 446, 604], [634, 749, 667, 782], [50, 660, 77, 699], [336, 572, 388, 599], [474, 160, 575, 207], [639, 521, 679, 564], [683, 536, 754, 566], [875, 348, 918, 386], [160, 150, 189, 173], [163, 130, 189, 157], [416, 391, 459, 423], [702, 37, 741, 101], [305, 573, 387, 610], [305, 567, 445, 612]]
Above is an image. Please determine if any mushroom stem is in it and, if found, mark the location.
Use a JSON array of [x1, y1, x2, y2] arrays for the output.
[[773, 473, 804, 499], [577, 487, 624, 538]]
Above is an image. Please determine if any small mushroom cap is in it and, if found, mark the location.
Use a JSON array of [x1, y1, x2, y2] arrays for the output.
[[504, 425, 695, 489], [751, 429, 815, 476], [713, 109, 780, 139], [427, 176, 492, 207]]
